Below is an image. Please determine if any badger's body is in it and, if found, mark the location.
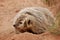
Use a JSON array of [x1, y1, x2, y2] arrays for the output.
[[13, 7, 55, 34]]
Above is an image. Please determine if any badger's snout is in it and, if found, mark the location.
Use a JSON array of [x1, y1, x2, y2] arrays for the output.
[[13, 25, 17, 27]]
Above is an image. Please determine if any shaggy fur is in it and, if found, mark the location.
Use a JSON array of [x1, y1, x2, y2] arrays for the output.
[[13, 7, 55, 34]]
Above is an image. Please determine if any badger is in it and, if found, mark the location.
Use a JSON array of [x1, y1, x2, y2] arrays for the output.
[[13, 7, 55, 34]]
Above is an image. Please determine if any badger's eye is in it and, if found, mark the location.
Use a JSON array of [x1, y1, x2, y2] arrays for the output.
[[19, 21, 22, 24]]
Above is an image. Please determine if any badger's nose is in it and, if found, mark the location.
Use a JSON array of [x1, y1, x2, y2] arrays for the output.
[[13, 25, 17, 27]]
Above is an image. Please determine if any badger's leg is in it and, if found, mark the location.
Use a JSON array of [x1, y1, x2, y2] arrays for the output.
[[15, 29, 20, 34]]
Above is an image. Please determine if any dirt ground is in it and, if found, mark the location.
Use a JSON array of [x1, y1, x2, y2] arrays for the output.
[[0, 0, 60, 40]]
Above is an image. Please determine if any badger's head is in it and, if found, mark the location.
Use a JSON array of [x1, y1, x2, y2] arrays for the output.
[[13, 12, 38, 34]]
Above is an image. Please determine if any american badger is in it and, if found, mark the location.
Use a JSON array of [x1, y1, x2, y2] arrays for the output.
[[13, 7, 55, 34]]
